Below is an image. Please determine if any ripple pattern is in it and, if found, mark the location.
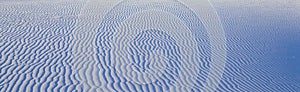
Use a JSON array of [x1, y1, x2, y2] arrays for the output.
[[1, 0, 227, 92], [0, 1, 83, 92], [1, 0, 299, 92], [95, 0, 212, 91], [129, 29, 181, 82]]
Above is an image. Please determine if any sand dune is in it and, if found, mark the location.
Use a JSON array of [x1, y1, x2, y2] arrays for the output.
[[1, 0, 299, 92]]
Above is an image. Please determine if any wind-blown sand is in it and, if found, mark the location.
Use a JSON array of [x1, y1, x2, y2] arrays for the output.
[[0, 0, 299, 92]]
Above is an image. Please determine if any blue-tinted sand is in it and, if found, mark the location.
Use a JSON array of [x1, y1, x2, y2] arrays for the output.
[[0, 0, 299, 92]]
